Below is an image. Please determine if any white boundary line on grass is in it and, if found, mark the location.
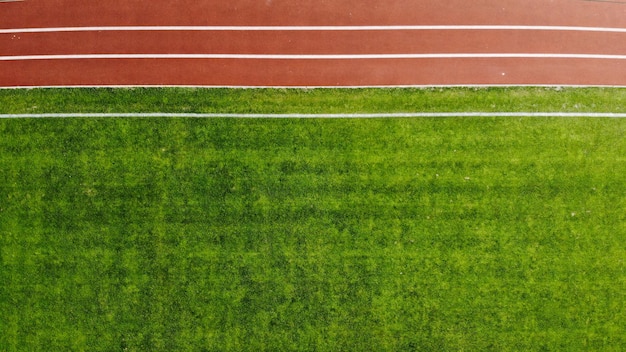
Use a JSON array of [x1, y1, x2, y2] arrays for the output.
[[2, 25, 626, 33], [2, 112, 626, 119], [2, 84, 626, 89]]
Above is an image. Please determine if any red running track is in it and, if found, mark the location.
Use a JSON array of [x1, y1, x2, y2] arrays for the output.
[[1, 0, 626, 87]]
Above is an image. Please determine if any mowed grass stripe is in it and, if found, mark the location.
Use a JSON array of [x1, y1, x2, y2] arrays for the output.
[[1, 89, 626, 351], [4, 112, 626, 119], [2, 87, 626, 114]]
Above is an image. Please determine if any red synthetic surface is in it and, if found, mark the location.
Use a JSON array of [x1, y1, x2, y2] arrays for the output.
[[1, 0, 626, 87]]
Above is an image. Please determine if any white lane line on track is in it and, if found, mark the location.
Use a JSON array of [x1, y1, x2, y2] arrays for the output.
[[2, 25, 626, 33], [2, 112, 626, 119], [4, 84, 626, 89], [3, 53, 626, 61]]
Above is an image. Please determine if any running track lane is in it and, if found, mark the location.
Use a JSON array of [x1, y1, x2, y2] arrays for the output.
[[1, 0, 626, 87]]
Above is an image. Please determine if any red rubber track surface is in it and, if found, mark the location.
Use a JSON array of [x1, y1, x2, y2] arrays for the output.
[[1, 0, 626, 87]]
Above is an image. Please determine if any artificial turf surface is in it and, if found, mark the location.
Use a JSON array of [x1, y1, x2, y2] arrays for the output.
[[1, 88, 626, 351]]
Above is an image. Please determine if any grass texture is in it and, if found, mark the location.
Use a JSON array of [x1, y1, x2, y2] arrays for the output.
[[1, 88, 626, 351], [2, 87, 626, 114]]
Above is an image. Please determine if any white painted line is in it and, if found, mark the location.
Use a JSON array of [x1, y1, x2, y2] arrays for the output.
[[3, 84, 626, 89], [2, 112, 626, 119], [2, 25, 626, 34], [3, 53, 626, 61]]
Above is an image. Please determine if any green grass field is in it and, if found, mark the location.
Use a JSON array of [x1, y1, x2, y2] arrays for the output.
[[1, 88, 626, 351]]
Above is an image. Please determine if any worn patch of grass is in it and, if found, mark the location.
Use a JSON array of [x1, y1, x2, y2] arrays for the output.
[[1, 88, 626, 351]]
